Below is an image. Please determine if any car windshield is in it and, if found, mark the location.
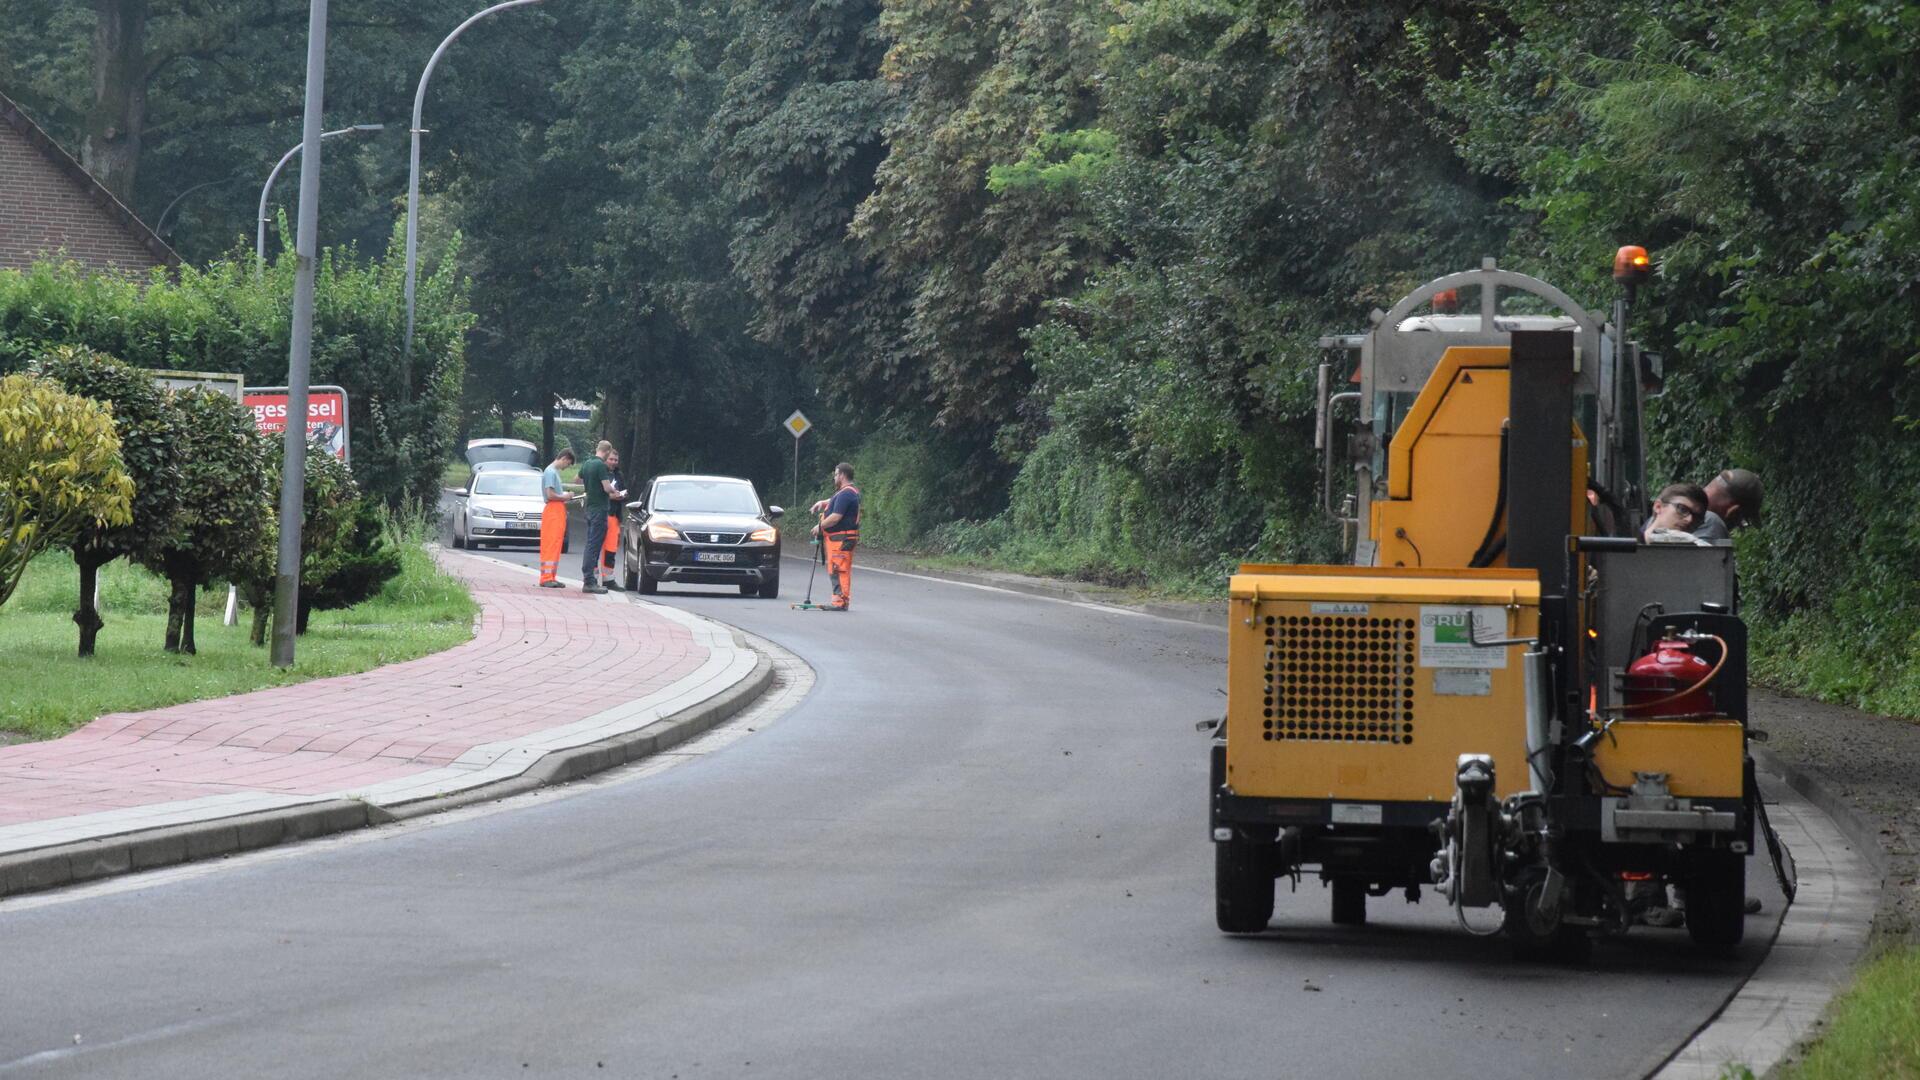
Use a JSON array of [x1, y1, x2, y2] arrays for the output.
[[653, 480, 760, 515], [474, 472, 541, 497]]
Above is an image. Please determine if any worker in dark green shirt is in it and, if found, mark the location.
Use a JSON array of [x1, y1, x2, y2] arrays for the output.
[[577, 440, 620, 593]]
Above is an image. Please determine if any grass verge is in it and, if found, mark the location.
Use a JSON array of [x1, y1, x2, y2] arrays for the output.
[[0, 539, 478, 741], [1773, 945, 1920, 1079]]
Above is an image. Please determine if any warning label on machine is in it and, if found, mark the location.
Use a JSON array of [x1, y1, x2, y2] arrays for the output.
[[1418, 606, 1510, 668]]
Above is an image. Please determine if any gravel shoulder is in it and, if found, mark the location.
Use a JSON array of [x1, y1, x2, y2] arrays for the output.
[[1751, 688, 1920, 942]]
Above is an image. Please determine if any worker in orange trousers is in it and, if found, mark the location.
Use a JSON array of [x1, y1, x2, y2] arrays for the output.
[[809, 461, 862, 611], [538, 447, 576, 588], [600, 449, 627, 588]]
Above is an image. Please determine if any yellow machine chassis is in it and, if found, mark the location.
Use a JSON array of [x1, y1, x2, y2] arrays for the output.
[[1227, 566, 1541, 803]]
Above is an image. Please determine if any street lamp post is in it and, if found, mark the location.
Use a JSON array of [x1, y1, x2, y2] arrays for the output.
[[400, 0, 548, 397], [271, 0, 332, 669], [257, 124, 384, 269]]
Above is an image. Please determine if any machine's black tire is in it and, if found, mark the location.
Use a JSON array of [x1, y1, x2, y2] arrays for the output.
[[1330, 878, 1367, 925], [562, 534, 571, 554], [739, 583, 756, 596], [622, 560, 639, 592], [757, 574, 780, 599], [1685, 851, 1747, 947], [451, 525, 465, 549], [1215, 839, 1275, 934], [638, 573, 657, 595], [1502, 898, 1592, 963]]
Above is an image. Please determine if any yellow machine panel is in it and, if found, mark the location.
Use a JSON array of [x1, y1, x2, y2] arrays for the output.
[[1372, 345, 1589, 570], [1226, 567, 1541, 803], [1591, 720, 1745, 798]]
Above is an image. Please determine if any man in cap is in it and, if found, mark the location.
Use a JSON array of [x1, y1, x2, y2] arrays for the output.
[[1690, 468, 1763, 541]]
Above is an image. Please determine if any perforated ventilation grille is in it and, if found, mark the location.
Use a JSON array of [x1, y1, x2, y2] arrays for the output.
[[1262, 615, 1417, 744]]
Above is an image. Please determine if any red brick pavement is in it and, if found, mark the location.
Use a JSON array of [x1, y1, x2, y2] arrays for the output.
[[0, 553, 707, 827]]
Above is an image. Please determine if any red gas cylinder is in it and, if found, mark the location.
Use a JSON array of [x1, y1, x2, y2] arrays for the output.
[[1623, 635, 1716, 717]]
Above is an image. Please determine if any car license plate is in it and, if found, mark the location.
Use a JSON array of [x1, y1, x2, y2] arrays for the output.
[[509, 521, 536, 530], [694, 551, 736, 564]]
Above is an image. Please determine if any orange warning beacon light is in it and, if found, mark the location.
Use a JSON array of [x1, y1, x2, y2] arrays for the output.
[[1432, 288, 1460, 314], [1613, 245, 1651, 285]]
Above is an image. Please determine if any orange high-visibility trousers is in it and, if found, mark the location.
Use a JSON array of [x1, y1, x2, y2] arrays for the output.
[[538, 501, 567, 583], [823, 529, 857, 608], [601, 515, 620, 582]]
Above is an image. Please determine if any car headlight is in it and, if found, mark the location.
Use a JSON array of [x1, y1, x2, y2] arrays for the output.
[[471, 506, 499, 521], [647, 522, 680, 542], [749, 526, 777, 543]]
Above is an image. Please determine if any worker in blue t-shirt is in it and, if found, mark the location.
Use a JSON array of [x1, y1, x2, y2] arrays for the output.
[[809, 462, 861, 611]]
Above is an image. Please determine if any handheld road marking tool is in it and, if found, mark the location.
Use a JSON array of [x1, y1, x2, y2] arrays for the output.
[[791, 521, 831, 610]]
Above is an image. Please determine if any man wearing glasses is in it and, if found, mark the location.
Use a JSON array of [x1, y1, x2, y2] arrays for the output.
[[1690, 468, 1764, 540], [1643, 482, 1711, 543]]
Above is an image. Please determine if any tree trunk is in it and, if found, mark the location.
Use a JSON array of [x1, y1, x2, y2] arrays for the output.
[[296, 596, 313, 635], [498, 401, 513, 437], [74, 552, 107, 658], [164, 572, 191, 653], [242, 582, 270, 646], [637, 384, 656, 480], [178, 583, 197, 655], [84, 0, 149, 201], [602, 384, 631, 466], [541, 393, 556, 461]]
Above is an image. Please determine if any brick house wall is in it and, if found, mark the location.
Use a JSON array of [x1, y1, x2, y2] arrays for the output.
[[0, 91, 177, 275]]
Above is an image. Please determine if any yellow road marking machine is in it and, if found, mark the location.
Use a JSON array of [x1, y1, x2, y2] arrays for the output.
[[1210, 254, 1763, 956]]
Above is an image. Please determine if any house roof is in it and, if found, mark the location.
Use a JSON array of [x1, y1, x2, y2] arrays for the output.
[[0, 88, 181, 269]]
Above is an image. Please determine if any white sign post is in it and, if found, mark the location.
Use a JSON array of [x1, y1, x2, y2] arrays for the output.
[[784, 410, 811, 511]]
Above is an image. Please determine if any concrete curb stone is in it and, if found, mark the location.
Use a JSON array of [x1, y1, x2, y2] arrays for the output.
[[0, 628, 778, 902]]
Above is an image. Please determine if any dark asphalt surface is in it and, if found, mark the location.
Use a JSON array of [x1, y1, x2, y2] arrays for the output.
[[0, 533, 1783, 1080]]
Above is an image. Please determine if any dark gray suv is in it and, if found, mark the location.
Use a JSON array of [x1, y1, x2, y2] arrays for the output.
[[621, 474, 784, 597]]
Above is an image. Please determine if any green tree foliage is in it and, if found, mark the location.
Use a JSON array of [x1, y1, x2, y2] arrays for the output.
[[33, 344, 183, 656], [235, 439, 361, 646], [710, 0, 899, 416], [136, 387, 271, 654], [0, 0, 549, 263], [850, 0, 1110, 438], [1434, 0, 1920, 709], [301, 500, 404, 630], [0, 236, 471, 508], [7, 0, 1914, 708], [0, 372, 135, 608]]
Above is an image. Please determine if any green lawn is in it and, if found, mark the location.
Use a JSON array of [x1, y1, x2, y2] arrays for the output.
[[1774, 945, 1920, 1079], [0, 541, 478, 741]]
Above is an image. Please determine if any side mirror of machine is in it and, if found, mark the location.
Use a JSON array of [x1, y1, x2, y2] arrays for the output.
[[1639, 350, 1665, 398], [767, 505, 785, 519], [624, 499, 646, 514]]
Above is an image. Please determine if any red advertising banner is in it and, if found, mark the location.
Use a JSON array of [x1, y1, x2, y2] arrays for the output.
[[245, 386, 350, 462]]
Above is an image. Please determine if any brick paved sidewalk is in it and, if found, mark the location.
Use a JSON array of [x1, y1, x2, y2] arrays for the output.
[[0, 550, 758, 858]]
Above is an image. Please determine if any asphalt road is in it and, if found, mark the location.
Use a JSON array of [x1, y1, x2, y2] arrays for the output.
[[0, 536, 1782, 1079]]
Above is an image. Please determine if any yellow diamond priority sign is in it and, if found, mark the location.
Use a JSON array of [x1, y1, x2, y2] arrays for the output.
[[784, 410, 812, 439]]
